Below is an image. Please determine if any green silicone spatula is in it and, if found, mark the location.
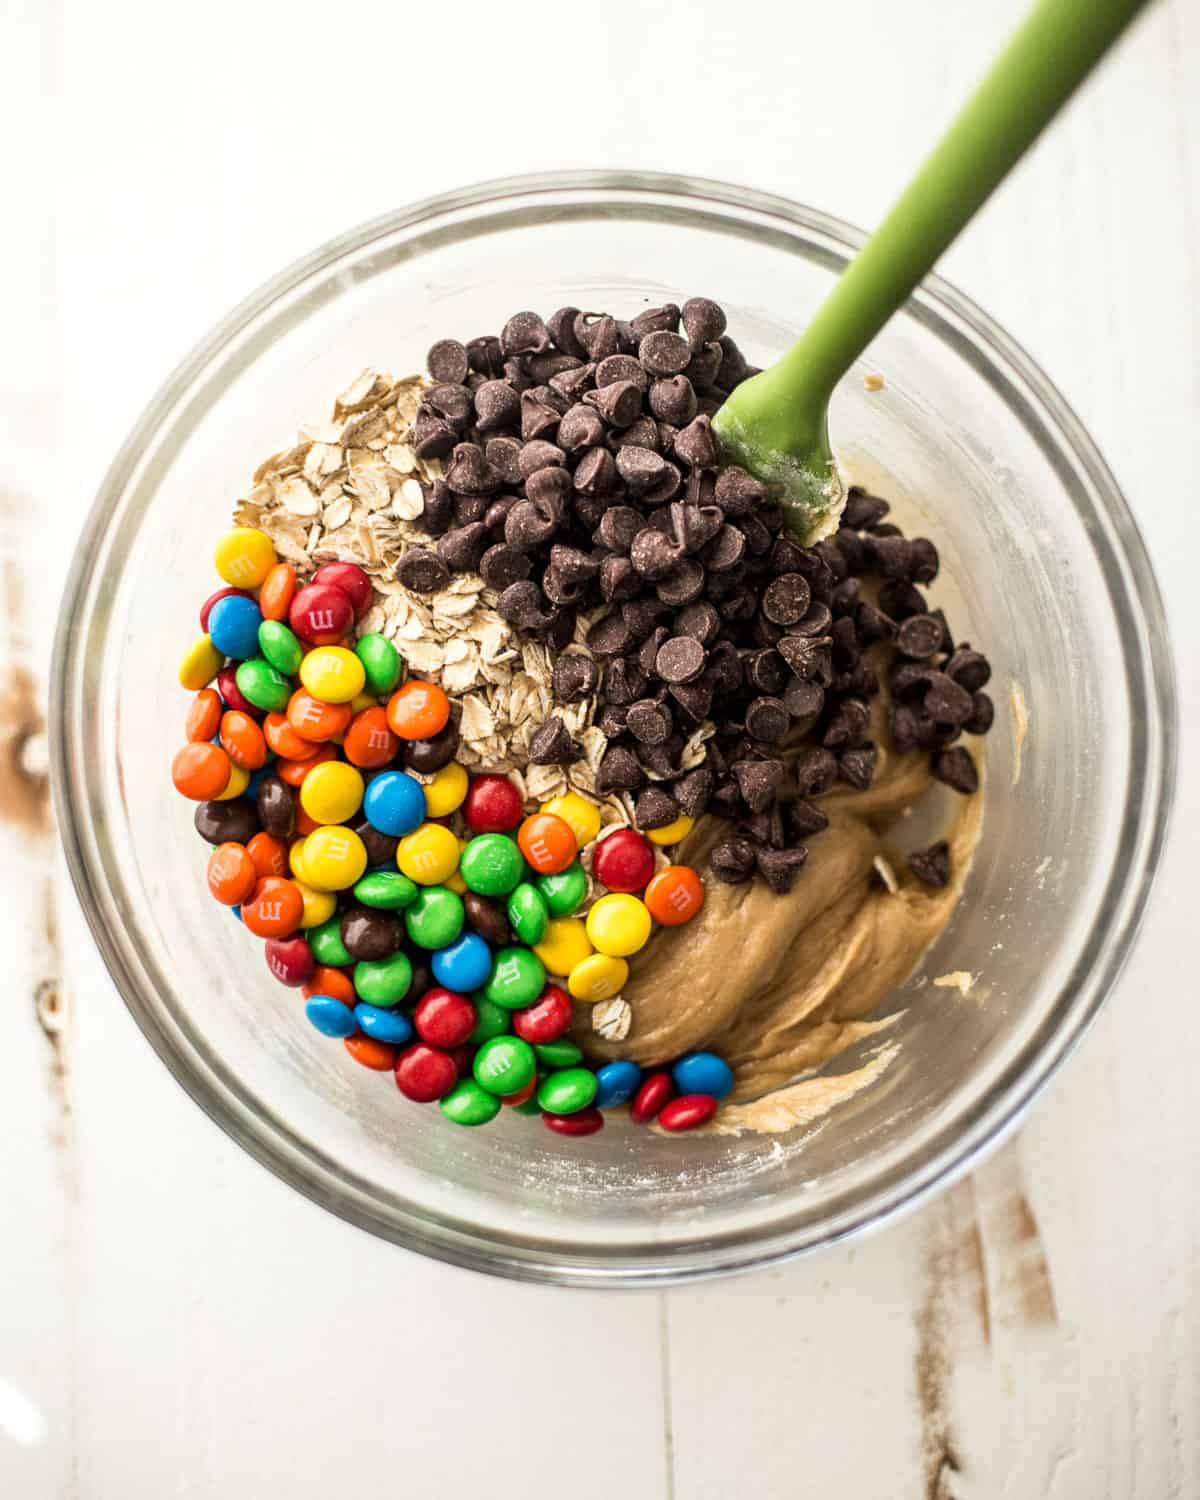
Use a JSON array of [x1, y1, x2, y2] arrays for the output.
[[712, 0, 1150, 541]]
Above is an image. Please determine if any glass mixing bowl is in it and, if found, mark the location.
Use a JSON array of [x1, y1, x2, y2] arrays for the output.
[[51, 172, 1175, 1285]]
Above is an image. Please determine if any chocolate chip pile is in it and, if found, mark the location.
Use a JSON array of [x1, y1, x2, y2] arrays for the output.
[[399, 299, 994, 896]]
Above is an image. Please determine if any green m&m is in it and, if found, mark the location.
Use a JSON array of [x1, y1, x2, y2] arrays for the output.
[[355, 633, 404, 696], [467, 996, 512, 1045], [536, 861, 588, 917], [460, 834, 525, 897], [353, 870, 418, 910], [404, 886, 464, 950], [483, 946, 546, 1010], [473, 1036, 537, 1097], [534, 1038, 583, 1069], [537, 1067, 598, 1115], [353, 951, 413, 1007], [257, 619, 303, 676], [439, 1078, 501, 1127], [507, 883, 549, 944], [309, 914, 353, 967], [234, 657, 291, 713]]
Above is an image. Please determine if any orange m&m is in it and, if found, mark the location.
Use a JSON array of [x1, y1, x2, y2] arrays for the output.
[[342, 706, 400, 769], [219, 710, 268, 771], [302, 966, 356, 1006], [241, 877, 304, 939], [246, 832, 288, 879], [186, 689, 222, 743], [263, 712, 319, 761], [644, 865, 705, 926], [344, 1035, 398, 1071], [386, 680, 450, 741], [277, 741, 337, 788], [172, 742, 231, 801], [207, 842, 258, 906], [517, 812, 577, 875], [258, 562, 297, 622], [287, 689, 352, 744]]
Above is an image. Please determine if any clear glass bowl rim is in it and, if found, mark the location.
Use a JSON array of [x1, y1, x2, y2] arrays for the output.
[[50, 170, 1178, 1286]]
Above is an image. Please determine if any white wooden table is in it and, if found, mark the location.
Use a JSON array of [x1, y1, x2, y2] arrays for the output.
[[4, 1, 1198, 1493]]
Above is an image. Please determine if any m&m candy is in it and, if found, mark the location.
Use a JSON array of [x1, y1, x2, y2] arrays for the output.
[[517, 813, 576, 875], [363, 771, 426, 838], [464, 773, 523, 833], [645, 865, 705, 925], [592, 828, 655, 893]]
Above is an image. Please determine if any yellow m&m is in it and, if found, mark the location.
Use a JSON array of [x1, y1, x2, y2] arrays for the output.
[[300, 761, 364, 825], [567, 953, 629, 1003], [302, 826, 368, 891], [179, 635, 224, 691], [299, 646, 366, 705], [541, 792, 602, 850], [295, 880, 337, 928], [213, 763, 250, 802], [396, 823, 461, 886], [585, 893, 652, 957], [533, 917, 594, 977], [423, 762, 469, 819], [647, 814, 695, 847], [213, 527, 277, 589]]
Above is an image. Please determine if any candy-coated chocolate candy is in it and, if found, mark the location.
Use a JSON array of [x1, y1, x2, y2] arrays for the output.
[[264, 935, 315, 987], [445, 869, 468, 895], [672, 1052, 734, 1100], [448, 1043, 477, 1077], [567, 953, 628, 1003], [311, 561, 372, 619], [541, 792, 602, 849], [179, 636, 224, 692], [342, 707, 400, 769], [483, 946, 546, 1010], [473, 1035, 536, 1096], [423, 761, 468, 819], [241, 876, 304, 938], [207, 594, 263, 661], [592, 828, 656, 893], [463, 773, 523, 833], [173, 742, 231, 801], [353, 870, 418, 910], [537, 1067, 597, 1115], [305, 995, 357, 1038], [256, 774, 296, 839], [286, 689, 352, 743], [262, 713, 316, 762], [194, 797, 258, 846], [219, 710, 268, 771], [351, 818, 398, 869], [511, 984, 572, 1045], [594, 1060, 643, 1109], [244, 765, 273, 800], [293, 806, 320, 836], [186, 688, 223, 743], [206, 842, 257, 905], [246, 831, 288, 879], [535, 861, 588, 917], [258, 619, 303, 676], [302, 826, 368, 890], [647, 814, 695, 847], [214, 527, 276, 588], [395, 1042, 458, 1102], [214, 763, 250, 802], [289, 581, 355, 645], [386, 680, 451, 741], [533, 917, 593, 978], [216, 662, 258, 716], [299, 645, 366, 704], [460, 833, 525, 897], [645, 865, 705, 926], [466, 996, 511, 1045], [355, 633, 404, 696], [658, 1094, 718, 1131], [462, 892, 510, 947], [396, 822, 460, 885], [200, 585, 250, 632], [405, 721, 461, 775], [533, 1039, 584, 1069], [542, 1106, 604, 1136], [304, 966, 355, 1006], [630, 1071, 674, 1124], [512, 1087, 545, 1116], [363, 770, 425, 837], [507, 882, 549, 945], [354, 1004, 413, 1046], [585, 893, 652, 958], [431, 931, 492, 992], [344, 1035, 398, 1071], [517, 813, 576, 875], [414, 987, 477, 1048], [340, 906, 403, 962], [353, 950, 413, 1007], [295, 880, 336, 929], [235, 658, 292, 714], [299, 760, 364, 825], [439, 1078, 501, 1126], [501, 1077, 538, 1107], [258, 562, 297, 622], [404, 887, 465, 950]]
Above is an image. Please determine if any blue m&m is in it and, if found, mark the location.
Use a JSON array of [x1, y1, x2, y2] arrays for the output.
[[305, 995, 358, 1038], [594, 1059, 643, 1109], [671, 1051, 734, 1100], [206, 593, 263, 660], [354, 1003, 414, 1045], [363, 770, 426, 837], [431, 930, 492, 992]]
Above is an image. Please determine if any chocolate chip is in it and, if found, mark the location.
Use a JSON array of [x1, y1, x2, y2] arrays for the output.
[[732, 757, 784, 813], [514, 440, 563, 478], [548, 306, 587, 359], [520, 393, 562, 442], [637, 624, 671, 676], [412, 412, 456, 460], [945, 647, 992, 693], [856, 601, 898, 644], [909, 537, 940, 584], [611, 416, 661, 455], [667, 502, 723, 556], [542, 567, 583, 606], [630, 528, 683, 581], [575, 312, 619, 361], [793, 747, 838, 798], [553, 406, 601, 455], [810, 540, 848, 587], [680, 296, 726, 347], [587, 612, 636, 657], [548, 652, 597, 705], [634, 786, 680, 831], [869, 534, 913, 579], [684, 342, 723, 392], [711, 838, 756, 884], [739, 648, 782, 696], [607, 659, 649, 708], [792, 601, 834, 638], [416, 479, 454, 537], [425, 383, 473, 431], [478, 437, 519, 487], [656, 559, 706, 607], [878, 579, 928, 620], [889, 702, 922, 754], [476, 544, 528, 592], [744, 696, 788, 743], [891, 661, 934, 701], [842, 488, 890, 530], [756, 572, 809, 627], [892, 613, 940, 660], [642, 459, 683, 506], [597, 704, 629, 738], [714, 465, 767, 515], [404, 715, 461, 773], [715, 335, 751, 387], [908, 841, 951, 888], [589, 507, 636, 557], [831, 577, 862, 617], [453, 494, 489, 526], [436, 523, 489, 573], [497, 580, 553, 629], [352, 815, 399, 868], [964, 691, 994, 735], [627, 698, 673, 745], [783, 677, 825, 721], [674, 600, 720, 645], [396, 547, 450, 594], [426, 338, 469, 385], [502, 500, 552, 550], [638, 330, 691, 376], [526, 352, 584, 383], [837, 743, 878, 790], [529, 715, 580, 765], [831, 616, 860, 671], [701, 524, 746, 573], [923, 672, 974, 725], [672, 767, 713, 819], [870, 522, 903, 538], [788, 800, 829, 839], [612, 445, 666, 496], [550, 363, 597, 403], [500, 311, 551, 357], [754, 845, 809, 894], [778, 634, 833, 684], [463, 892, 511, 947], [630, 303, 681, 338], [648, 375, 697, 426], [623, 599, 669, 641], [656, 635, 706, 684], [599, 554, 641, 602], [585, 380, 642, 429], [738, 806, 786, 850], [473, 380, 521, 433], [932, 746, 979, 795], [595, 354, 648, 392], [466, 335, 504, 378], [597, 745, 644, 793], [671, 414, 719, 471]]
